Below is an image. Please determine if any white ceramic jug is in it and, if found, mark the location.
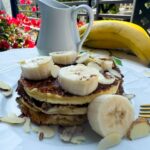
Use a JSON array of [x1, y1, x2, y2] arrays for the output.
[[37, 0, 94, 55]]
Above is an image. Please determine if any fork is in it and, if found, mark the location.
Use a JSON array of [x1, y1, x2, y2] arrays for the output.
[[139, 104, 150, 118]]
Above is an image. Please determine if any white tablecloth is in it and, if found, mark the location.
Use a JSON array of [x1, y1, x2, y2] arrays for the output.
[[0, 47, 150, 150]]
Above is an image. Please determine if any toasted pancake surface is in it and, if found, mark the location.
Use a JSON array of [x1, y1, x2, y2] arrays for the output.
[[18, 97, 88, 115], [18, 77, 121, 105], [20, 103, 87, 126]]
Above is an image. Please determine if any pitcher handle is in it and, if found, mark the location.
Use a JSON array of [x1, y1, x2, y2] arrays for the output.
[[72, 5, 94, 52]]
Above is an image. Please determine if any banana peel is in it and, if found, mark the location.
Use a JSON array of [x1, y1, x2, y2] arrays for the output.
[[79, 20, 150, 65]]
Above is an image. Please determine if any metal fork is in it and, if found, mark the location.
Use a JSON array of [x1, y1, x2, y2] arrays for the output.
[[139, 104, 150, 118]]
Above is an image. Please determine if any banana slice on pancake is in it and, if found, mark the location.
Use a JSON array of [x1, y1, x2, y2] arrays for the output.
[[88, 94, 134, 138], [20, 56, 54, 80], [50, 51, 77, 65], [58, 64, 99, 96]]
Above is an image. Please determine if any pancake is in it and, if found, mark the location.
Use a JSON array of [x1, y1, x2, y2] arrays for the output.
[[18, 76, 121, 105], [19, 100, 87, 126], [17, 97, 87, 115], [16, 56, 124, 126]]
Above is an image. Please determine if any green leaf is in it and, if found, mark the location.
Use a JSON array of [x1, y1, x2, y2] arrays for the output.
[[113, 57, 123, 66], [79, 50, 86, 54]]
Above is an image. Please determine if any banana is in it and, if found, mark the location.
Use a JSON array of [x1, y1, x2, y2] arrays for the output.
[[51, 65, 60, 78], [50, 51, 77, 65], [79, 20, 150, 65], [87, 61, 103, 72], [87, 94, 134, 138], [20, 56, 54, 80], [98, 72, 115, 85], [98, 132, 122, 150], [58, 64, 99, 96], [76, 52, 90, 64]]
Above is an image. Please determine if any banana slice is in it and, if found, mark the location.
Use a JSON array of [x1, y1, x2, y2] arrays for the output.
[[50, 51, 77, 65], [58, 64, 99, 96], [88, 94, 135, 138], [76, 53, 90, 64], [20, 56, 54, 80], [98, 72, 115, 85], [51, 65, 60, 78], [98, 132, 122, 150], [101, 60, 113, 70], [87, 62, 103, 72]]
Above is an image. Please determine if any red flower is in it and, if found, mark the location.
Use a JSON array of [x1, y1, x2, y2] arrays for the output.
[[77, 20, 85, 28], [23, 17, 31, 26], [24, 38, 35, 48], [31, 18, 41, 28], [0, 40, 10, 50], [26, 0, 32, 5], [12, 42, 20, 48], [17, 13, 26, 20], [24, 26, 31, 32], [32, 6, 37, 12], [20, 0, 25, 4], [7, 18, 20, 26], [0, 10, 6, 15]]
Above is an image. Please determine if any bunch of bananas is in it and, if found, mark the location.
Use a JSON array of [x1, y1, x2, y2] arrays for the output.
[[79, 20, 150, 65]]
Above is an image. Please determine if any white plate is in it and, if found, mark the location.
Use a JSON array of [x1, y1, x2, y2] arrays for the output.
[[1, 56, 150, 150]]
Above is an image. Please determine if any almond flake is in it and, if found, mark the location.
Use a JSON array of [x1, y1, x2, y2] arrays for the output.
[[23, 117, 31, 133], [32, 125, 55, 139], [0, 81, 11, 91], [0, 113, 25, 124]]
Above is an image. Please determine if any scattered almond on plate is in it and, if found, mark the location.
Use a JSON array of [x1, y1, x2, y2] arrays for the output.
[[59, 126, 86, 144], [0, 113, 25, 124], [32, 125, 56, 140], [127, 117, 150, 140], [0, 81, 13, 97]]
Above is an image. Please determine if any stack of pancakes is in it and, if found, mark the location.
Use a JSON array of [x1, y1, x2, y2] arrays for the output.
[[16, 59, 124, 126]]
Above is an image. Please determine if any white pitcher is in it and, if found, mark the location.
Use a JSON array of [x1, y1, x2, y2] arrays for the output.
[[37, 0, 94, 55]]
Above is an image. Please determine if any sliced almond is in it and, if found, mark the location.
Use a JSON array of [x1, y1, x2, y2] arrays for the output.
[[76, 53, 89, 64], [23, 117, 31, 133], [0, 113, 25, 124], [32, 125, 55, 139], [98, 72, 115, 85], [0, 81, 11, 91], [87, 62, 103, 72], [59, 126, 85, 144], [60, 126, 76, 142], [51, 65, 60, 78], [127, 117, 150, 140], [98, 132, 122, 150], [108, 69, 122, 78], [2, 88, 13, 97], [71, 135, 86, 144], [18, 59, 26, 65], [101, 60, 113, 70], [94, 58, 103, 65]]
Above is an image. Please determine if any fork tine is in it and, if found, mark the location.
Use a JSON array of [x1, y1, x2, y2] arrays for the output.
[[140, 111, 150, 114], [140, 104, 150, 107], [140, 107, 150, 110], [139, 114, 150, 118], [139, 104, 150, 118]]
